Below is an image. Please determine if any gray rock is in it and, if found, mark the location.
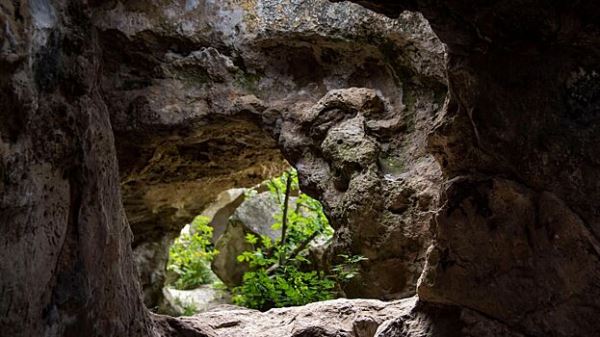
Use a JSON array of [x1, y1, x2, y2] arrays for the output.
[[92, 0, 445, 300], [157, 297, 525, 337], [159, 286, 232, 316], [211, 191, 283, 287], [274, 88, 443, 299]]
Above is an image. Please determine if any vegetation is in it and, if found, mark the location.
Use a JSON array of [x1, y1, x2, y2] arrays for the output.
[[166, 216, 218, 290], [166, 169, 367, 311], [174, 298, 199, 316], [232, 169, 362, 311]]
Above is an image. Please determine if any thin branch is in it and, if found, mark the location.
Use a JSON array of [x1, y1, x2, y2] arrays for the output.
[[279, 171, 292, 266], [266, 229, 320, 275]]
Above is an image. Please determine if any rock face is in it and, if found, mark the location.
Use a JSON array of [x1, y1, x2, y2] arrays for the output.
[[212, 191, 282, 287], [337, 0, 600, 336], [134, 235, 177, 310], [274, 87, 443, 299], [91, 0, 446, 302], [160, 286, 232, 316], [4, 0, 598, 336], [0, 1, 153, 336], [156, 297, 526, 337]]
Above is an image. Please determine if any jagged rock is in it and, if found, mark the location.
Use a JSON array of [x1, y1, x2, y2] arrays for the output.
[[6, 0, 600, 336], [90, 0, 446, 301], [135, 235, 177, 309], [0, 1, 154, 336], [339, 1, 600, 336], [176, 297, 418, 337], [155, 297, 526, 337], [202, 188, 247, 242], [273, 88, 443, 299]]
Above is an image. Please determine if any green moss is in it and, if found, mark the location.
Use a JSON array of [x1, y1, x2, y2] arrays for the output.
[[234, 71, 262, 93], [378, 154, 405, 176]]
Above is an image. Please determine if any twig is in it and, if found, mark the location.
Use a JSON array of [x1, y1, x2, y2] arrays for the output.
[[266, 229, 320, 275], [279, 171, 292, 266]]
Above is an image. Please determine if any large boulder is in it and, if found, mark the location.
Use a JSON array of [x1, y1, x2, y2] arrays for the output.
[[273, 88, 443, 299], [158, 297, 524, 337], [203, 188, 247, 242], [212, 191, 283, 287]]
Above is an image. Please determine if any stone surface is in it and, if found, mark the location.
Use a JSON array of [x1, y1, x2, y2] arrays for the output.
[[134, 235, 177, 309], [202, 188, 247, 242], [5, 0, 600, 336], [90, 0, 446, 301], [0, 1, 153, 336], [338, 0, 600, 336], [177, 297, 418, 337], [211, 191, 284, 287], [273, 88, 443, 298], [156, 297, 526, 337], [160, 286, 232, 316]]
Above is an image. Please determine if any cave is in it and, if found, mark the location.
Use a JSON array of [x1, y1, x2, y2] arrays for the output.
[[1, 0, 599, 337]]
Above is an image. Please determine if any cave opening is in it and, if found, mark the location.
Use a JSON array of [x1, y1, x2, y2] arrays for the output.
[[3, 0, 600, 336], [102, 0, 449, 325], [144, 167, 352, 316]]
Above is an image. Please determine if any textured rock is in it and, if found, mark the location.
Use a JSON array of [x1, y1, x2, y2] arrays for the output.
[[202, 188, 247, 242], [160, 286, 231, 316], [212, 191, 282, 287], [134, 235, 177, 309], [156, 297, 526, 337], [0, 1, 153, 336], [273, 88, 443, 298], [338, 0, 600, 336], [91, 0, 446, 301], [175, 297, 418, 337], [7, 0, 599, 336]]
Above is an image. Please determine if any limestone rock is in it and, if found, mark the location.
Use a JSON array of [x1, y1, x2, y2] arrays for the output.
[[340, 0, 600, 335], [0, 1, 154, 336], [202, 188, 247, 242], [179, 297, 418, 337], [157, 297, 525, 337], [91, 0, 446, 301], [273, 88, 443, 299], [212, 191, 282, 287], [134, 235, 177, 309], [159, 286, 232, 316]]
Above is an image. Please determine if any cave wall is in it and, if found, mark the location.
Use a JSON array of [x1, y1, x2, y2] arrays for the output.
[[339, 1, 600, 336], [3, 0, 598, 336], [91, 0, 447, 303], [0, 1, 153, 336]]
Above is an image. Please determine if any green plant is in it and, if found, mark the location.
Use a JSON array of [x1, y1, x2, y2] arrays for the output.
[[232, 169, 336, 310], [167, 216, 218, 290], [174, 298, 199, 316], [332, 254, 368, 284]]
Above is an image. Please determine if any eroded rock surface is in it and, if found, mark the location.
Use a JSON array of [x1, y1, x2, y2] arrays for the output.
[[338, 0, 600, 336], [273, 88, 443, 298], [0, 1, 153, 336], [155, 297, 526, 337], [91, 0, 446, 302], [212, 191, 282, 287]]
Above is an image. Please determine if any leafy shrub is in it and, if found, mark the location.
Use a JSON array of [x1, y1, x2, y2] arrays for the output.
[[332, 254, 369, 283], [232, 169, 338, 310], [167, 216, 218, 290]]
